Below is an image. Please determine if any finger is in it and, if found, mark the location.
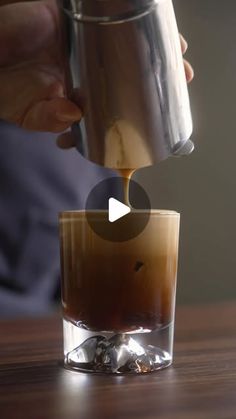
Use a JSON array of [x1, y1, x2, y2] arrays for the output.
[[22, 97, 82, 133], [180, 34, 188, 55], [57, 132, 76, 149], [184, 59, 194, 83]]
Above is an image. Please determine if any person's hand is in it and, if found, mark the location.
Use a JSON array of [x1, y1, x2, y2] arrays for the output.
[[0, 0, 194, 135], [180, 34, 194, 83], [0, 0, 82, 132]]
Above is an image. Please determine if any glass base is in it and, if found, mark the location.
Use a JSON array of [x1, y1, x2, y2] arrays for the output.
[[63, 319, 173, 374]]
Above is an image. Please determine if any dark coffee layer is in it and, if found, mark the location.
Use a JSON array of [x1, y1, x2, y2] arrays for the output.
[[61, 252, 177, 333], [60, 210, 179, 333]]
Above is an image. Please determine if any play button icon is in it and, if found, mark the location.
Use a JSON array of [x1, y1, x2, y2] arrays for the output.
[[108, 198, 131, 223], [85, 176, 151, 242]]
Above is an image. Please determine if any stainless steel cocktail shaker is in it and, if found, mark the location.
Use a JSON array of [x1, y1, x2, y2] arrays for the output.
[[59, 0, 194, 169]]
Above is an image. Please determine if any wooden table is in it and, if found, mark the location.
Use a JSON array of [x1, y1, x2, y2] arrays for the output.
[[0, 302, 236, 419]]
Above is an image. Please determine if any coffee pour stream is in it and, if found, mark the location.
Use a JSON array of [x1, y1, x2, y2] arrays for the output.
[[58, 0, 194, 171]]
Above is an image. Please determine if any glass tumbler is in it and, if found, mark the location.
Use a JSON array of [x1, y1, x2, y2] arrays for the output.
[[59, 210, 180, 374]]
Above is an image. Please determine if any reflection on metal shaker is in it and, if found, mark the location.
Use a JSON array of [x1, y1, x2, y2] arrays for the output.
[[58, 0, 194, 169]]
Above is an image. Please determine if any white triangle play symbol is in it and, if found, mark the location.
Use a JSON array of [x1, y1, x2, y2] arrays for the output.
[[108, 198, 131, 223]]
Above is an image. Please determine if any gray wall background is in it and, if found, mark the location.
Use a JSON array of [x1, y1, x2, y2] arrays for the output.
[[135, 0, 236, 304]]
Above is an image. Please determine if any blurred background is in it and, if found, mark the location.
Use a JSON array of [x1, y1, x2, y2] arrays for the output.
[[135, 0, 236, 304]]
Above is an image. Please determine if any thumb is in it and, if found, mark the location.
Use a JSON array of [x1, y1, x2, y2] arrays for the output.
[[21, 97, 82, 133]]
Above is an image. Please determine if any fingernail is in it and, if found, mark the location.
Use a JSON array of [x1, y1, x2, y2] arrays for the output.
[[183, 38, 188, 50], [180, 34, 188, 53], [186, 65, 194, 83], [57, 110, 82, 122]]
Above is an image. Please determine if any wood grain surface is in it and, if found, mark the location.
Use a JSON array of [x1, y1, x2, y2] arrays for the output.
[[0, 302, 236, 419]]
